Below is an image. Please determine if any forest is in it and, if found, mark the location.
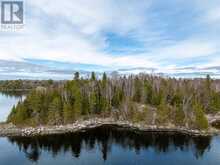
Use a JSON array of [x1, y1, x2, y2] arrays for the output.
[[7, 72, 220, 130], [0, 79, 63, 91]]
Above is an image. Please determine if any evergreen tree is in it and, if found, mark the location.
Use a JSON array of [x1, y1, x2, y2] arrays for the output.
[[73, 88, 82, 118], [193, 102, 209, 130], [174, 106, 185, 126], [205, 74, 211, 91], [144, 80, 153, 104], [112, 87, 123, 108], [91, 72, 96, 81], [133, 77, 142, 102], [81, 93, 90, 115], [102, 72, 107, 84], [47, 79, 53, 85], [7, 105, 18, 123], [48, 97, 63, 125], [156, 101, 171, 125], [74, 72, 80, 80], [209, 92, 220, 112], [9, 102, 29, 125], [89, 90, 96, 113], [63, 103, 74, 124], [7, 72, 219, 130]]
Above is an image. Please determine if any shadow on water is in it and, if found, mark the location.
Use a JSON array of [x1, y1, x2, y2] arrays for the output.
[[7, 125, 212, 163], [212, 121, 220, 129]]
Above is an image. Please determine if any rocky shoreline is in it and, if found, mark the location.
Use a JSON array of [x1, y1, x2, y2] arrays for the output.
[[0, 118, 219, 137]]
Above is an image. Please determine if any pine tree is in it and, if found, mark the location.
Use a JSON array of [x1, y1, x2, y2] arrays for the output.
[[94, 84, 102, 114], [63, 102, 74, 124], [156, 101, 171, 125], [81, 93, 90, 115], [89, 90, 96, 114], [193, 102, 208, 130], [74, 88, 82, 118], [205, 74, 211, 92], [91, 72, 96, 81], [133, 77, 142, 102], [144, 80, 153, 104], [7, 72, 218, 129], [102, 72, 107, 85], [174, 105, 185, 126], [112, 87, 123, 108], [48, 97, 63, 125], [74, 72, 80, 80], [209, 92, 220, 113], [7, 105, 17, 123], [10, 102, 29, 125]]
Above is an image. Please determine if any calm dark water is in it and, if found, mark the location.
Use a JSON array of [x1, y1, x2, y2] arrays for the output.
[[0, 126, 220, 165], [0, 91, 25, 122], [1, 93, 220, 165]]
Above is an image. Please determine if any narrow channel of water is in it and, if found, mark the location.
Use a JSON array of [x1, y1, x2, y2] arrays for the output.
[[0, 91, 25, 122]]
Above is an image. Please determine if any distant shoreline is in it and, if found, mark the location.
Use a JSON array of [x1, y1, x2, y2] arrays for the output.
[[0, 118, 219, 137], [0, 89, 31, 91]]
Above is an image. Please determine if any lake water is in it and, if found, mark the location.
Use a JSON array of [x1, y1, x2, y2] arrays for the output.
[[0, 92, 24, 122], [1, 93, 220, 165], [0, 126, 220, 165]]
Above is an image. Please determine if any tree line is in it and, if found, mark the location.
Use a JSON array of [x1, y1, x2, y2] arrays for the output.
[[7, 73, 220, 130], [0, 79, 62, 91]]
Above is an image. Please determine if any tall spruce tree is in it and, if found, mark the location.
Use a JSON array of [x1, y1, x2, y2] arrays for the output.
[[91, 72, 96, 81]]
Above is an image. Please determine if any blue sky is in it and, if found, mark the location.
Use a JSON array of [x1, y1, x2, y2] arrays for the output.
[[0, 0, 220, 77]]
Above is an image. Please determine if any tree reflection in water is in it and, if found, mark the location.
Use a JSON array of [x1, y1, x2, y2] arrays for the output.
[[0, 90, 27, 98], [7, 125, 212, 163]]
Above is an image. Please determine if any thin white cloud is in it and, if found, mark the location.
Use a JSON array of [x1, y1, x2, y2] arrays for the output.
[[150, 39, 218, 60], [193, 0, 220, 25], [0, 0, 219, 71], [0, 0, 157, 68], [199, 57, 220, 68], [204, 7, 220, 23]]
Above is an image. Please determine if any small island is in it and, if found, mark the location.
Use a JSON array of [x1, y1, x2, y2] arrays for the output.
[[1, 73, 220, 137]]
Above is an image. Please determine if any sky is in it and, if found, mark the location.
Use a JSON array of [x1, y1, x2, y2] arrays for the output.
[[0, 0, 220, 79]]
